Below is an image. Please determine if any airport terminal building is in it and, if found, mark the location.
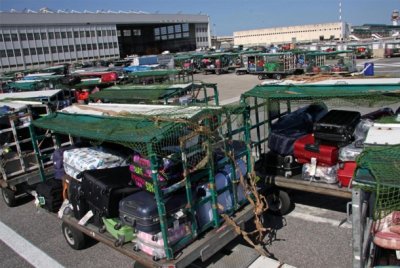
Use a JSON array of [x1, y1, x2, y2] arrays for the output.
[[234, 22, 350, 47], [0, 11, 211, 71]]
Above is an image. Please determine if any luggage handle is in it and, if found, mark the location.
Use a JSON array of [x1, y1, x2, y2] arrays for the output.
[[305, 143, 320, 153], [122, 215, 136, 227]]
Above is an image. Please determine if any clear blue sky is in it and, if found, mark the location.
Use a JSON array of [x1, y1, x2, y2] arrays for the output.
[[0, 0, 399, 36]]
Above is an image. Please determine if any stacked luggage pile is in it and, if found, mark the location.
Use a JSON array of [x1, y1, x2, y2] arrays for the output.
[[31, 104, 252, 261], [257, 104, 399, 188]]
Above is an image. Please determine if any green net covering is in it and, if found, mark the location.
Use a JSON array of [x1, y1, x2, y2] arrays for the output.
[[357, 145, 400, 220]]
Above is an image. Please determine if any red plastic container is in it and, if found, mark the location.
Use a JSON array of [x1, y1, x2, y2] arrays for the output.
[[337, 161, 357, 187]]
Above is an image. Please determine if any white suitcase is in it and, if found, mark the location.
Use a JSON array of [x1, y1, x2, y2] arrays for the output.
[[364, 123, 400, 146]]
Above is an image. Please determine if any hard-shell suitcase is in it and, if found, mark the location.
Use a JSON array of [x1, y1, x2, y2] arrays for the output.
[[81, 166, 140, 218], [254, 151, 302, 178], [294, 134, 339, 166], [68, 177, 90, 221], [268, 129, 308, 155], [338, 143, 363, 162], [133, 240, 169, 260], [313, 110, 361, 146], [337, 161, 357, 188], [100, 217, 135, 247], [35, 179, 63, 212], [364, 123, 400, 146], [137, 223, 189, 248], [119, 191, 187, 234]]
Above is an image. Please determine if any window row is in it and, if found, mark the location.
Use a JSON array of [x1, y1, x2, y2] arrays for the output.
[[118, 29, 142, 37], [154, 24, 189, 37], [238, 28, 342, 38], [154, 32, 190, 41], [196, 27, 207, 33], [0, 30, 117, 42], [1, 55, 120, 69], [196, 37, 208, 43], [0, 43, 118, 58]]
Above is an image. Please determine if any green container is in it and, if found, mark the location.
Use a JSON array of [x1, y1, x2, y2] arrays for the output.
[[101, 218, 135, 247]]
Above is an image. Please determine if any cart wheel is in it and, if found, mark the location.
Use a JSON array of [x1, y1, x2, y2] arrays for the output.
[[2, 188, 17, 207], [273, 73, 282, 80], [151, 235, 158, 242], [152, 256, 160, 262], [258, 75, 264, 80], [268, 189, 291, 215], [62, 222, 87, 250], [99, 225, 106, 233]]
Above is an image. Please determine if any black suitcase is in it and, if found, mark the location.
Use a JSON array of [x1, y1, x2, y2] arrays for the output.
[[81, 166, 140, 218], [119, 191, 187, 234], [361, 107, 394, 120], [314, 110, 361, 146], [35, 179, 63, 212], [254, 151, 303, 178], [268, 129, 308, 155], [68, 178, 89, 220]]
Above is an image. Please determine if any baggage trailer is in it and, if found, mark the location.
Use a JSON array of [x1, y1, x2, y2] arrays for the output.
[[241, 83, 400, 215], [28, 103, 266, 267], [200, 53, 239, 75], [0, 89, 74, 206]]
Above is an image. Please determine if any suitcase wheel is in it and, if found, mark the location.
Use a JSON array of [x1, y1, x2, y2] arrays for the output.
[[153, 256, 160, 262], [98, 225, 106, 233], [151, 235, 158, 242], [114, 222, 122, 230], [114, 237, 124, 247], [133, 243, 140, 252]]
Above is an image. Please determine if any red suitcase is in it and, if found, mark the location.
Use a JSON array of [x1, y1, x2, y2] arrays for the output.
[[337, 161, 357, 188], [294, 134, 339, 166]]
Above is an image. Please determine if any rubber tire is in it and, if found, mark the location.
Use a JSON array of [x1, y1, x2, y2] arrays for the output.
[[273, 73, 282, 80], [2, 188, 17, 207], [258, 75, 264, 80], [62, 222, 87, 250], [114, 238, 123, 247], [268, 190, 291, 215], [99, 225, 106, 234]]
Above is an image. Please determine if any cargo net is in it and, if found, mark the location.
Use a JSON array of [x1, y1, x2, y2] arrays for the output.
[[357, 145, 400, 220]]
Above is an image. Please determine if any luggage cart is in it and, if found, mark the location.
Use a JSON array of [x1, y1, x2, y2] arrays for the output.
[[240, 83, 400, 215], [29, 103, 263, 267]]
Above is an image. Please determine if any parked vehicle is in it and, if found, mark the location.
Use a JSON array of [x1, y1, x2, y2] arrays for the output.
[[346, 43, 373, 59], [384, 41, 400, 58]]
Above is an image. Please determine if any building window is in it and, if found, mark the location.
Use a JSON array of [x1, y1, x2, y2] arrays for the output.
[[6, 49, 14, 57], [19, 33, 27, 41], [51, 46, 57, 53], [69, 45, 74, 52], [74, 31, 79, 38], [49, 32, 55, 39], [160, 27, 167, 35], [11, 34, 18, 41], [97, 30, 102, 36], [81, 44, 87, 50], [182, 24, 189, 32], [0, 50, 7, 58], [85, 31, 90, 37], [87, 44, 92, 50], [175, 33, 182, 39], [175, 25, 181, 33], [67, 32, 72, 38], [14, 49, 21, 56], [104, 43, 108, 49], [76, 45, 81, 51], [183, 32, 189, 38], [133, 29, 141, 36], [30, 48, 37, 55], [168, 34, 174, 40], [41, 32, 47, 40], [61, 32, 67, 39], [168, 26, 174, 34], [23, 48, 29, 56], [154, 28, 160, 36], [26, 33, 34, 40], [107, 30, 111, 36], [123, 30, 131, 36], [43, 47, 49, 54], [99, 43, 103, 49], [57, 46, 63, 53], [117, 30, 121, 37], [113, 42, 117, 48], [112, 30, 116, 36], [63, 45, 69, 52], [80, 31, 85, 38], [37, 47, 43, 55], [3, 34, 11, 41], [90, 30, 95, 37], [102, 30, 107, 36], [55, 32, 61, 39], [92, 43, 97, 50]]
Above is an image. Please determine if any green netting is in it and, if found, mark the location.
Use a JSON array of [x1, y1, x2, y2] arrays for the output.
[[7, 81, 46, 91], [89, 88, 177, 102], [356, 145, 400, 220], [127, 69, 179, 78]]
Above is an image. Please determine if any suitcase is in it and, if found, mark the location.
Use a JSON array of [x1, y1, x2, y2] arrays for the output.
[[294, 134, 339, 166], [63, 147, 128, 180], [68, 177, 90, 221], [130, 153, 183, 194], [137, 223, 189, 248], [313, 110, 361, 146], [361, 107, 394, 120], [268, 129, 308, 155], [100, 218, 135, 247], [373, 212, 400, 250], [271, 103, 328, 133], [353, 119, 374, 142], [337, 161, 357, 187], [338, 143, 363, 162], [119, 190, 187, 234], [133, 240, 170, 260], [81, 166, 140, 218], [302, 163, 338, 184], [254, 151, 302, 178], [35, 179, 63, 212], [364, 123, 400, 146]]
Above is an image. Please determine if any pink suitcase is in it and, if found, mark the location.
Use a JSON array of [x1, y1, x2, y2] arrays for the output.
[[137, 224, 189, 248]]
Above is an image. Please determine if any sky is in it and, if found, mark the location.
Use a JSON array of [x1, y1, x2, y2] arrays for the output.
[[0, 0, 399, 36]]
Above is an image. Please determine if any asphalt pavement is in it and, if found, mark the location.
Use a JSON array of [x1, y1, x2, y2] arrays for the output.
[[1, 57, 400, 268]]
